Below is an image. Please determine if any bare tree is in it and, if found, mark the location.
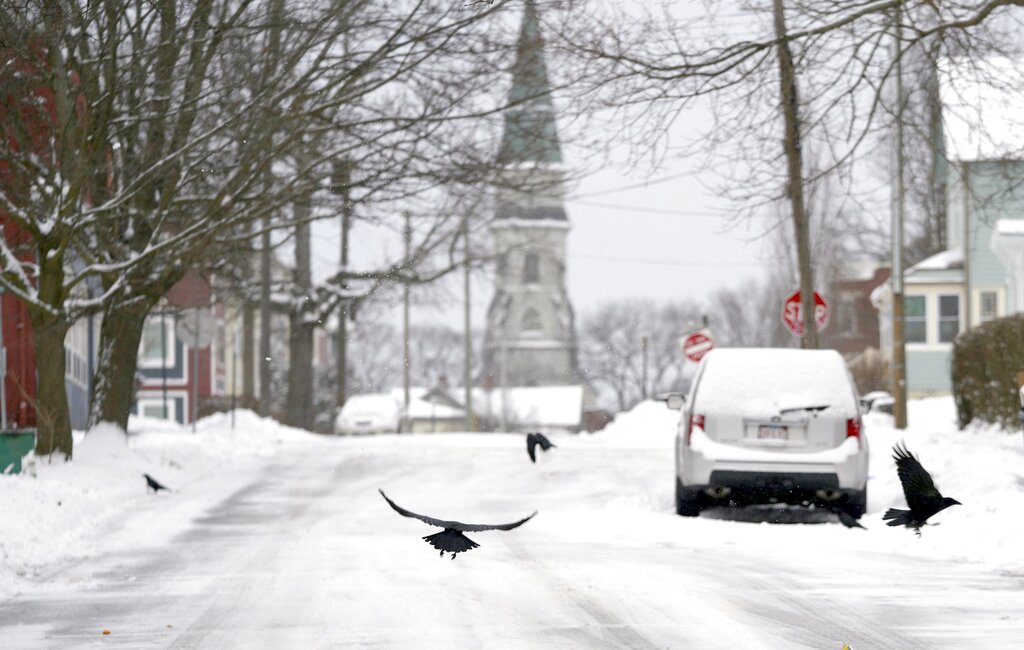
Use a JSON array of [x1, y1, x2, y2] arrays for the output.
[[707, 279, 794, 348], [0, 0, 547, 452], [347, 316, 403, 396], [579, 298, 701, 411], [554, 0, 1024, 350]]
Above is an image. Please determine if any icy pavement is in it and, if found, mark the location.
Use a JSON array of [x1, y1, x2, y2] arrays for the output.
[[0, 399, 1022, 648]]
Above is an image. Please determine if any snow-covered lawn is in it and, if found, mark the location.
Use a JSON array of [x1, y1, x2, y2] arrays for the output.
[[2, 396, 1023, 604], [0, 411, 318, 600]]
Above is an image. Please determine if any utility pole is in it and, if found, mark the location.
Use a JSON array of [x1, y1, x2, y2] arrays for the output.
[[333, 160, 352, 412], [258, 0, 284, 418], [773, 0, 818, 349], [402, 212, 411, 417], [259, 214, 272, 416], [462, 212, 473, 432], [892, 5, 908, 429], [641, 335, 649, 400], [242, 302, 254, 403]]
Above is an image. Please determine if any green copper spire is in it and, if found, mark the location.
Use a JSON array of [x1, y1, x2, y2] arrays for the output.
[[497, 0, 562, 165]]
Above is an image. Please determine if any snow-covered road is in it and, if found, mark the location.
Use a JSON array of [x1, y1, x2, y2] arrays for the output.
[[2, 411, 1023, 648]]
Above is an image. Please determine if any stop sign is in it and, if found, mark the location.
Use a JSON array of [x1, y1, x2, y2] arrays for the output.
[[681, 328, 715, 362], [781, 290, 828, 337]]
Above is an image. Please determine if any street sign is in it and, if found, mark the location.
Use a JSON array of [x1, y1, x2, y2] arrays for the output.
[[782, 290, 828, 337], [681, 328, 715, 363], [175, 307, 218, 349]]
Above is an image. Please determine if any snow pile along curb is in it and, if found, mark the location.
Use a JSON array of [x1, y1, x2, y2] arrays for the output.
[[0, 410, 320, 599]]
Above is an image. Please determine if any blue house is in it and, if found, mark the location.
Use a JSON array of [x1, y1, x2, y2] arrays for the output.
[[873, 59, 1024, 394]]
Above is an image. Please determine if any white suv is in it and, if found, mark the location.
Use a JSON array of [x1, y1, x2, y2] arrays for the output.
[[670, 348, 868, 518]]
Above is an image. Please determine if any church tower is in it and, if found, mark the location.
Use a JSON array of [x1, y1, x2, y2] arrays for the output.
[[483, 0, 581, 388]]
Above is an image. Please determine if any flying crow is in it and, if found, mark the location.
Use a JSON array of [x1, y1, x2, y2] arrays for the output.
[[379, 489, 536, 559], [832, 505, 866, 530], [526, 432, 556, 463], [883, 441, 960, 536], [144, 473, 171, 493]]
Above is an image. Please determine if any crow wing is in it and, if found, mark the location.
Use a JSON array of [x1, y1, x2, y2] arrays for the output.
[[379, 490, 537, 532], [892, 442, 941, 505], [526, 434, 539, 462], [144, 473, 168, 490], [526, 432, 555, 463]]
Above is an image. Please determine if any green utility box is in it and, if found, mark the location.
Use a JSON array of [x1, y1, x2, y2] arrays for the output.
[[0, 430, 35, 474]]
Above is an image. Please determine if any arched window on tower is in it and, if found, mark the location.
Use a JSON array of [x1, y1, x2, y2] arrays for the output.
[[521, 307, 542, 333], [523, 252, 540, 284]]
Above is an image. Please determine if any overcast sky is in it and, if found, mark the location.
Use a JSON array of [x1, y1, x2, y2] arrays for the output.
[[309, 102, 776, 333], [306, 1, 782, 333]]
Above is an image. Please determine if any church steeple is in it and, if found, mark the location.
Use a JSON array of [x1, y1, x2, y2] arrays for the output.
[[497, 0, 562, 166], [483, 0, 581, 394]]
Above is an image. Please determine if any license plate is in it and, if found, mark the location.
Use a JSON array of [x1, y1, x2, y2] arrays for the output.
[[757, 425, 789, 440]]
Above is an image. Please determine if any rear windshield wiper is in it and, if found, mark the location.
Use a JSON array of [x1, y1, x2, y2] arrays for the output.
[[779, 405, 830, 415]]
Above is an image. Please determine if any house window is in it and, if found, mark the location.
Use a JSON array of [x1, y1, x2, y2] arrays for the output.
[[980, 291, 998, 322], [521, 307, 542, 333], [938, 295, 960, 343], [139, 315, 175, 367], [905, 295, 926, 343], [141, 402, 168, 419], [523, 253, 540, 284]]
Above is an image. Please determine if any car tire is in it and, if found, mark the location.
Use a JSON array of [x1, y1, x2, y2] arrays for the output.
[[675, 478, 703, 517], [845, 487, 867, 519]]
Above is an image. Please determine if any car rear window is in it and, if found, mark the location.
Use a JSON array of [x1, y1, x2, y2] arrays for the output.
[[692, 348, 858, 418]]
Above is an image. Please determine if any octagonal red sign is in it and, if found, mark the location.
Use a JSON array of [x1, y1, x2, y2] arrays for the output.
[[781, 290, 828, 337]]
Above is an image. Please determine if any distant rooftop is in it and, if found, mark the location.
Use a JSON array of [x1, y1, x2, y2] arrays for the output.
[[908, 246, 964, 273]]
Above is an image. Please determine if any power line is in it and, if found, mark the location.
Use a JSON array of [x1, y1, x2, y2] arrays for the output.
[[566, 171, 694, 200], [570, 252, 769, 268], [566, 197, 731, 218]]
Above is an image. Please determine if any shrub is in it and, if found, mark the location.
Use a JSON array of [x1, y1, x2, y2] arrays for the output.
[[951, 314, 1024, 430]]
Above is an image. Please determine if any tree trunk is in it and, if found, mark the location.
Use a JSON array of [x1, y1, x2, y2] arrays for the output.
[[29, 311, 72, 458], [773, 0, 818, 348], [286, 314, 315, 430], [90, 298, 155, 432], [29, 243, 72, 458], [286, 172, 313, 430]]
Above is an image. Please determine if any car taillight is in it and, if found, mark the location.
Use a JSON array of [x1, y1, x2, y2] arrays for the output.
[[846, 417, 862, 447], [687, 414, 705, 445]]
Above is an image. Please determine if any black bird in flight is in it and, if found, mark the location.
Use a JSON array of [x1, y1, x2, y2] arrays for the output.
[[144, 473, 171, 493], [526, 432, 556, 463], [379, 489, 536, 559], [832, 504, 866, 530], [883, 441, 961, 536]]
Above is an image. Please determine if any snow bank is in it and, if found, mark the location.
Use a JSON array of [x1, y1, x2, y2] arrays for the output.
[[862, 397, 1024, 574], [591, 394, 1024, 575], [593, 398, 680, 447], [0, 410, 319, 599]]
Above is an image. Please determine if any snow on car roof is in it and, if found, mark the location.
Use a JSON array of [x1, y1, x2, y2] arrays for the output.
[[693, 348, 858, 418], [342, 393, 401, 416]]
